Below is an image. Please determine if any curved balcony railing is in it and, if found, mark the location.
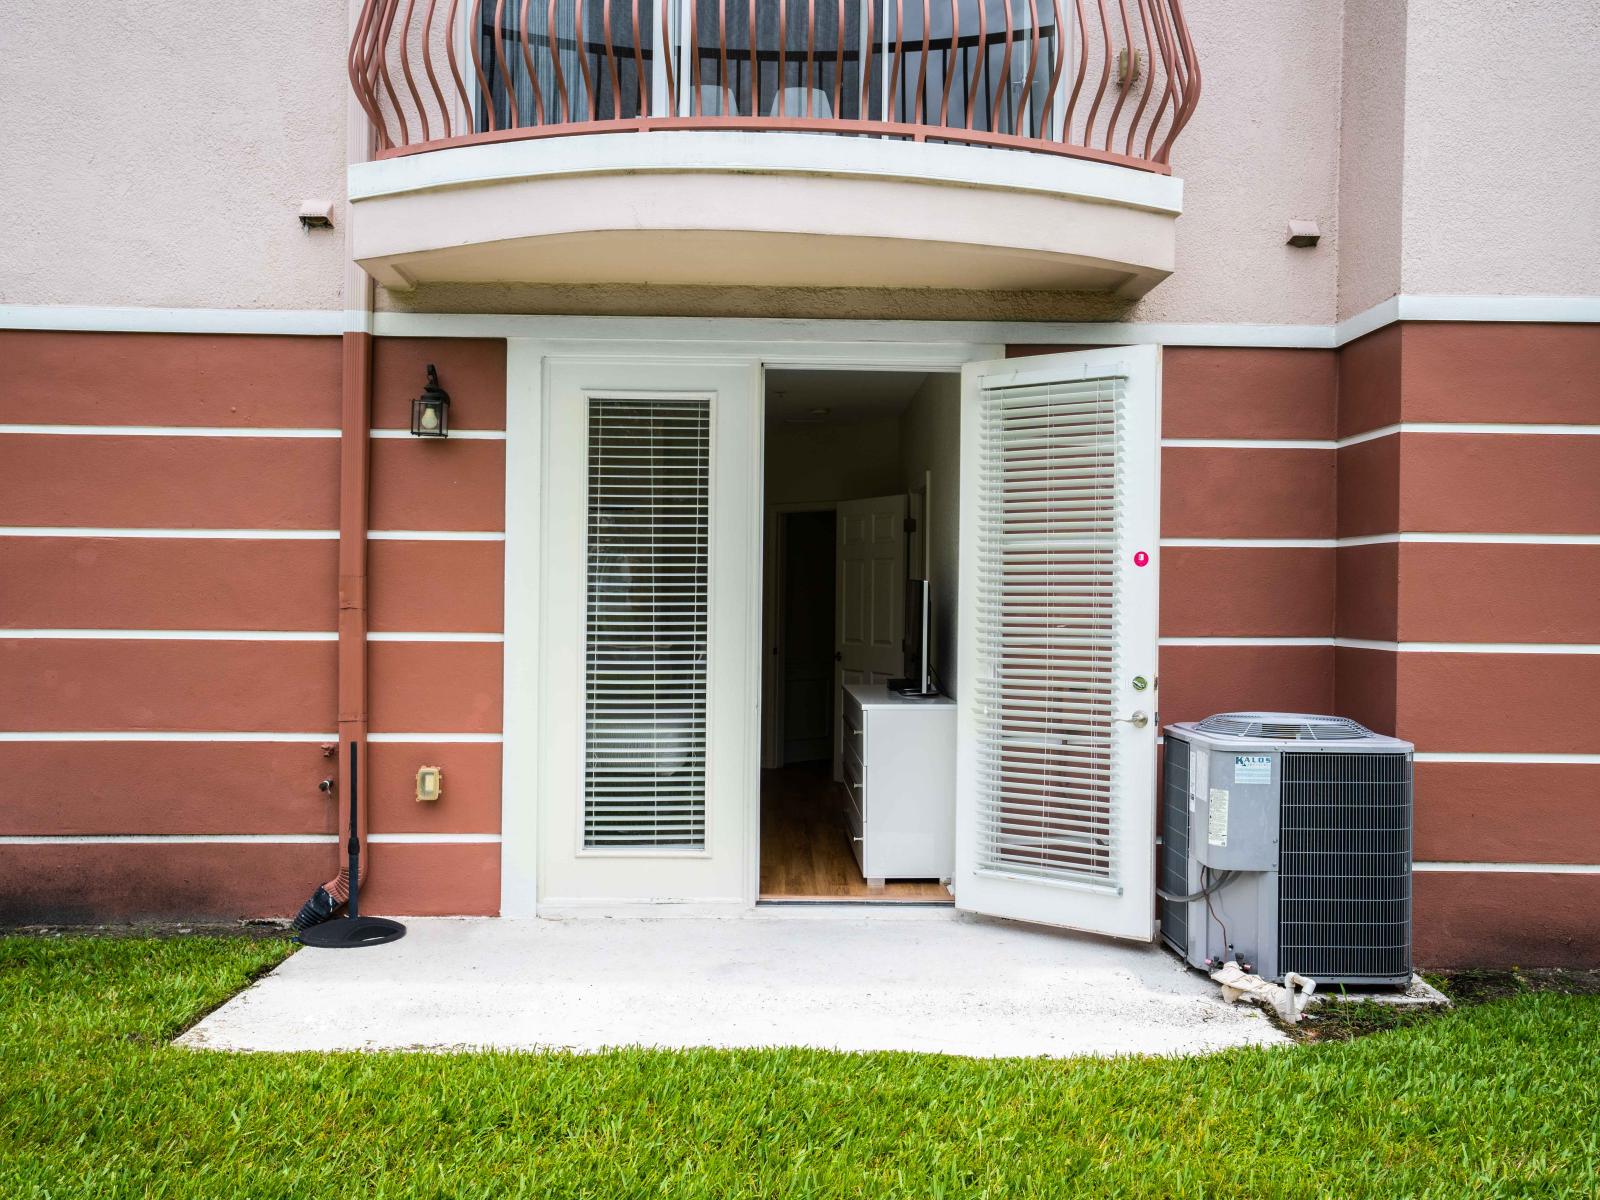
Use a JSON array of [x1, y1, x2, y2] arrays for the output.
[[351, 0, 1198, 172]]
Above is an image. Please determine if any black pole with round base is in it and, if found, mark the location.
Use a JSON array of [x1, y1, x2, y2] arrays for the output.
[[299, 740, 406, 949]]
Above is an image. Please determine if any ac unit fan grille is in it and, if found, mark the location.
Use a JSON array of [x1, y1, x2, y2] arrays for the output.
[[1197, 712, 1373, 741], [1278, 751, 1412, 982], [1158, 737, 1191, 956]]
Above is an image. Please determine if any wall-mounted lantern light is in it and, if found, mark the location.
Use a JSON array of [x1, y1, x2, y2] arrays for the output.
[[410, 364, 450, 438]]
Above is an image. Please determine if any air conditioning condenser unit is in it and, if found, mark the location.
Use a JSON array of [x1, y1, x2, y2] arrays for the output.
[[1160, 712, 1414, 987]]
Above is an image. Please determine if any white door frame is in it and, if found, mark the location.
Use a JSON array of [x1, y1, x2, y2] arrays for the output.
[[502, 335, 1000, 917]]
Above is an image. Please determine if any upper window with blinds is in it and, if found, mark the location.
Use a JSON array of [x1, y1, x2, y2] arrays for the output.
[[972, 375, 1123, 889], [583, 396, 711, 851]]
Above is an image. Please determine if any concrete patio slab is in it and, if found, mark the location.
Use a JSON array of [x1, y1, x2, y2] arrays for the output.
[[180, 912, 1289, 1057]]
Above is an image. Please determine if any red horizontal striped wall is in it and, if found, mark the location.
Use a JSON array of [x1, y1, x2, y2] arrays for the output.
[[1335, 322, 1600, 966], [1, 332, 508, 922]]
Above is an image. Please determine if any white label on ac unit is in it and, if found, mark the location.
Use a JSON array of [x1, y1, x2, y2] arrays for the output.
[[1190, 748, 1209, 808], [1207, 788, 1229, 847], [1233, 755, 1271, 785]]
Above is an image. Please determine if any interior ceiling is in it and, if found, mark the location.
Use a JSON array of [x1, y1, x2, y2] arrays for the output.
[[765, 370, 931, 426]]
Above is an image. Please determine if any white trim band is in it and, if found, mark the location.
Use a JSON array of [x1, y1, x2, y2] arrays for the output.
[[1415, 861, 1600, 875], [0, 833, 496, 846], [367, 632, 504, 643], [0, 305, 345, 336], [1, 629, 504, 643], [1161, 637, 1600, 654], [0, 731, 337, 743], [1163, 533, 1600, 548], [1415, 752, 1600, 765], [0, 424, 339, 439], [4, 294, 1596, 347], [366, 732, 504, 743], [2, 629, 338, 642], [0, 834, 338, 845], [0, 527, 340, 540]]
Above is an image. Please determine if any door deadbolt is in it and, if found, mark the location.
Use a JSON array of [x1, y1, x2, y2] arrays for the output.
[[1131, 675, 1149, 692]]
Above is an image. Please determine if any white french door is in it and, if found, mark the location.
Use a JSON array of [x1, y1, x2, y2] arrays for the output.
[[954, 346, 1161, 941], [538, 358, 761, 905]]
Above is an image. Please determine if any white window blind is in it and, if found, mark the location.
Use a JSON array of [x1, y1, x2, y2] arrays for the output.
[[973, 375, 1125, 888], [583, 396, 710, 850]]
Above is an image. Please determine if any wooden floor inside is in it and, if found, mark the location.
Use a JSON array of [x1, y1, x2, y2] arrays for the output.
[[759, 763, 953, 903]]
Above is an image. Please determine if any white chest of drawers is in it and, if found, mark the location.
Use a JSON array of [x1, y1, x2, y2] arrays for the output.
[[840, 683, 956, 885]]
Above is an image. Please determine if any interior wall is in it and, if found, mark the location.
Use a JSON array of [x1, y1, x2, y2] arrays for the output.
[[898, 374, 962, 698], [763, 416, 904, 506], [762, 410, 906, 766]]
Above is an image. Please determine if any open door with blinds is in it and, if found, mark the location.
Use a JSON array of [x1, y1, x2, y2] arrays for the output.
[[954, 346, 1161, 941]]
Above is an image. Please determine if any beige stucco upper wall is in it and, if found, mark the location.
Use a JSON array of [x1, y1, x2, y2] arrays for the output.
[[3, 2, 1595, 322], [1398, 0, 1600, 302], [0, 1, 349, 310], [1125, 0, 1343, 326], [1336, 0, 1406, 321]]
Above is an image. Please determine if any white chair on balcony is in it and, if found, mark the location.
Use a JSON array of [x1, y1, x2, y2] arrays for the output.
[[695, 84, 740, 116], [768, 87, 833, 120]]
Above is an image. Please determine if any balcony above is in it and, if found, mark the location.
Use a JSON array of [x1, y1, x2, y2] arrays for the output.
[[347, 1, 1199, 297]]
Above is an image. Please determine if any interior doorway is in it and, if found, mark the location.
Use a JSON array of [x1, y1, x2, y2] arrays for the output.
[[758, 367, 960, 903]]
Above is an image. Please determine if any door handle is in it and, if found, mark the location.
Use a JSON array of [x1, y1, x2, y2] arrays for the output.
[[1114, 711, 1150, 729]]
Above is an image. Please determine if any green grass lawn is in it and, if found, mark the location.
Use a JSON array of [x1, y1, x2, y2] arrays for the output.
[[2, 937, 1597, 1198]]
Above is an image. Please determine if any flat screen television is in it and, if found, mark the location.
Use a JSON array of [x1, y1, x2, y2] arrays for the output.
[[892, 577, 939, 698]]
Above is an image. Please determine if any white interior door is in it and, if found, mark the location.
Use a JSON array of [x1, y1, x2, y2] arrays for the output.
[[954, 347, 1161, 941], [833, 493, 908, 774]]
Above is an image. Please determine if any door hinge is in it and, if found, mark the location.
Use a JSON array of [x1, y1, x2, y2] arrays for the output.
[[903, 516, 917, 534]]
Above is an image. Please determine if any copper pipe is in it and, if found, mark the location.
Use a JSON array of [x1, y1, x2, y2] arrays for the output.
[[494, 0, 519, 127], [421, 0, 452, 136], [964, 0, 985, 130], [913, 0, 929, 124], [549, 0, 571, 122], [520, 0, 548, 125], [603, 0, 624, 119], [468, 0, 499, 129], [631, 0, 647, 116], [400, 0, 430, 141], [446, 0, 473, 135], [323, 331, 373, 907], [937, 0, 956, 127], [576, 0, 596, 120], [1019, 0, 1042, 134]]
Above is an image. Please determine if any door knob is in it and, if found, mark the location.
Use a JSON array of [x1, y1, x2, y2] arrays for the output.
[[1115, 711, 1150, 728]]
